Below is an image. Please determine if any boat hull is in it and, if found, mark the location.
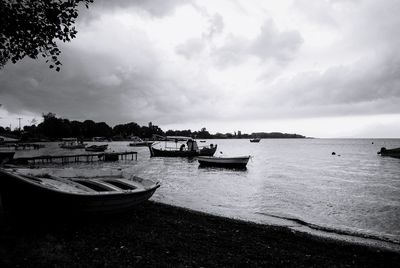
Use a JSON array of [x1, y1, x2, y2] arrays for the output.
[[85, 145, 108, 152], [0, 151, 15, 164], [378, 147, 400, 159], [149, 145, 217, 157], [60, 144, 86, 149], [0, 169, 159, 215], [198, 156, 250, 168], [129, 142, 153, 147]]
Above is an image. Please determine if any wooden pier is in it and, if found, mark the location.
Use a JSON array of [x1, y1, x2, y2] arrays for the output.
[[12, 151, 137, 165]]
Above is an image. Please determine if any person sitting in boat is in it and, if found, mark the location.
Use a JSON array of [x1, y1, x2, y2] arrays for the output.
[[186, 139, 199, 151], [180, 144, 185, 151]]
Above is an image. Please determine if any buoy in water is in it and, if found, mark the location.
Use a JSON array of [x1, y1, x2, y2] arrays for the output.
[[332, 152, 336, 155]]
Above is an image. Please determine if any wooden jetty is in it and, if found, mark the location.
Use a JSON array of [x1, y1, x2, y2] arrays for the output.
[[0, 143, 45, 150], [12, 151, 137, 165]]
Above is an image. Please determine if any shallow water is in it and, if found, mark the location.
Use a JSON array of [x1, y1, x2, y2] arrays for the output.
[[12, 139, 400, 248]]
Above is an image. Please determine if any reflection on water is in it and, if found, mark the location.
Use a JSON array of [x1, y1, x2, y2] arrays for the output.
[[12, 139, 400, 246]]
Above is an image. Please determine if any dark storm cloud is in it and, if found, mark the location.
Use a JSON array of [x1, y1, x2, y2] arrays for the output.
[[245, 54, 400, 119], [0, 39, 219, 126], [1, 0, 400, 133]]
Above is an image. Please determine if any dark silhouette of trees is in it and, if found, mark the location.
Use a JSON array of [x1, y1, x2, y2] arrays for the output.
[[113, 122, 142, 138], [112, 122, 164, 139], [1, 113, 306, 141], [37, 112, 72, 139], [0, 0, 93, 70], [165, 129, 192, 137], [250, 132, 305, 139], [194, 127, 212, 139]]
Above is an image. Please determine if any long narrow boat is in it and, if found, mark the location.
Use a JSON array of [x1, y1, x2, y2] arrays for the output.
[[377, 147, 400, 159], [0, 168, 160, 215], [149, 145, 217, 157], [149, 136, 217, 157], [0, 151, 15, 164], [198, 156, 250, 168]]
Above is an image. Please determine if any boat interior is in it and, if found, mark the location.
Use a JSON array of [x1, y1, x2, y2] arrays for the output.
[[15, 172, 141, 194]]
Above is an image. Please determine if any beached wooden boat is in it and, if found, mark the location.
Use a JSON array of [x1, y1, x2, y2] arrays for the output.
[[0, 151, 15, 164], [85, 144, 108, 152], [149, 136, 217, 157], [198, 156, 250, 168], [377, 147, 400, 159], [0, 168, 160, 215], [250, 138, 261, 143]]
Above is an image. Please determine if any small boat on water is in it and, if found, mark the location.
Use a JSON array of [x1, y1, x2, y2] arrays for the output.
[[59, 138, 86, 149], [0, 168, 160, 215], [149, 136, 217, 157], [377, 147, 400, 159], [85, 144, 108, 152], [250, 138, 261, 143], [198, 155, 250, 169], [128, 136, 153, 147]]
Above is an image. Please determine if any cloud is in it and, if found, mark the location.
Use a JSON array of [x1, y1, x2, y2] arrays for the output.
[[1, 0, 400, 138], [175, 15, 302, 67], [175, 12, 224, 60], [0, 17, 221, 126], [175, 38, 206, 59], [85, 0, 189, 18], [212, 20, 303, 68], [244, 53, 400, 119], [249, 20, 303, 63]]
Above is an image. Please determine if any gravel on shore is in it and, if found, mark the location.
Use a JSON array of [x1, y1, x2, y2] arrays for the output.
[[0, 201, 399, 267]]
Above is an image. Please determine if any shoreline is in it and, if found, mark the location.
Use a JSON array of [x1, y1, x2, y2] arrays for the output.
[[1, 201, 399, 267]]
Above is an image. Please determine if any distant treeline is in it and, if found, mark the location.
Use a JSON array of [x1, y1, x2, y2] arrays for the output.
[[0, 113, 306, 141]]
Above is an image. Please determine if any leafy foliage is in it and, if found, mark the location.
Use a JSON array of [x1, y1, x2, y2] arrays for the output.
[[0, 0, 93, 71]]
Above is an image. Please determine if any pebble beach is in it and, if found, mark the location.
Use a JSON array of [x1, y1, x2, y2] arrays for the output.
[[1, 201, 399, 267]]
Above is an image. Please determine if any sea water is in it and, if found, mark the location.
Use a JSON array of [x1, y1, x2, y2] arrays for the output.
[[12, 139, 400, 250]]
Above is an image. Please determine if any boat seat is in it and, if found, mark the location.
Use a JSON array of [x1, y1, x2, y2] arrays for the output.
[[47, 175, 97, 192]]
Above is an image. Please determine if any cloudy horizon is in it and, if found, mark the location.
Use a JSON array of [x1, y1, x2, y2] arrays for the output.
[[1, 0, 400, 138]]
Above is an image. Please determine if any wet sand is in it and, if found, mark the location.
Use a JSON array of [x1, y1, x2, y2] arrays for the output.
[[0, 201, 399, 267]]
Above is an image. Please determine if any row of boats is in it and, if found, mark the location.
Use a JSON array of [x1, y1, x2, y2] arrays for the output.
[[0, 136, 251, 216], [59, 138, 109, 152], [1, 137, 399, 217], [148, 136, 251, 168]]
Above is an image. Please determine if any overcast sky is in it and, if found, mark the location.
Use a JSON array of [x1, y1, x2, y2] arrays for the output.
[[1, 0, 400, 138]]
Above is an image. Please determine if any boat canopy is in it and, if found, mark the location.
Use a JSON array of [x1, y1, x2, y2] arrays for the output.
[[165, 136, 193, 141]]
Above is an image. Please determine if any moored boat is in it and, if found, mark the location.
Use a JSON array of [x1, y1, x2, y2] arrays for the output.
[[128, 136, 153, 147], [198, 155, 250, 168], [59, 138, 86, 149], [0, 168, 160, 215], [250, 138, 261, 143], [377, 147, 400, 159], [149, 136, 217, 157], [85, 144, 108, 152]]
